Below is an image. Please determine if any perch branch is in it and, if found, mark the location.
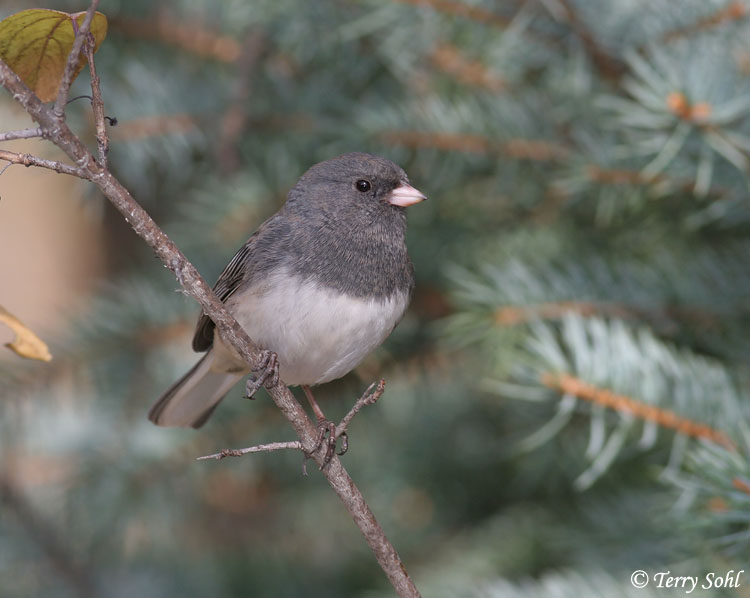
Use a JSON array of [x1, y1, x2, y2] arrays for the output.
[[0, 43, 420, 598]]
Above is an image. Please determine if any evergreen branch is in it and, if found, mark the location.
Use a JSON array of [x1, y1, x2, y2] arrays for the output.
[[542, 373, 735, 450], [0, 149, 86, 178], [430, 43, 507, 92], [585, 165, 664, 186], [53, 0, 100, 119], [391, 0, 566, 52], [0, 127, 44, 142], [583, 164, 731, 200], [732, 476, 750, 494], [217, 31, 266, 174], [109, 15, 241, 63], [661, 1, 748, 42], [0, 473, 98, 598], [392, 0, 512, 28], [553, 0, 624, 81], [381, 130, 569, 160], [493, 300, 721, 328], [0, 47, 421, 598], [494, 302, 630, 326]]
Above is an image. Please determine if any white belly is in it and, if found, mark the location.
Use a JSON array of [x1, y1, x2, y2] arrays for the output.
[[217, 269, 409, 385]]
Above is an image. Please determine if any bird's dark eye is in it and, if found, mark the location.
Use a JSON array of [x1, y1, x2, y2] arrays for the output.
[[355, 179, 372, 193]]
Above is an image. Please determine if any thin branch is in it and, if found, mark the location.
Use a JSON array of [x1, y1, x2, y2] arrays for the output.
[[197, 441, 302, 461], [53, 1, 100, 119], [0, 473, 97, 598], [542, 373, 735, 451], [84, 35, 109, 168], [0, 149, 87, 178], [0, 127, 44, 142], [336, 379, 387, 438], [0, 46, 421, 598]]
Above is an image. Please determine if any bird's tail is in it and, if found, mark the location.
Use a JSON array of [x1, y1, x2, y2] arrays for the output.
[[148, 350, 244, 428]]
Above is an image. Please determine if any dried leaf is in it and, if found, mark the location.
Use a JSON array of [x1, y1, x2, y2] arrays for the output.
[[0, 305, 52, 362], [0, 9, 108, 102]]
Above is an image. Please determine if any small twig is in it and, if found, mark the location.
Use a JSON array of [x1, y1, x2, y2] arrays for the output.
[[53, 0, 100, 120], [84, 35, 109, 168], [0, 149, 87, 178], [197, 440, 302, 461], [336, 379, 386, 438], [0, 127, 44, 142]]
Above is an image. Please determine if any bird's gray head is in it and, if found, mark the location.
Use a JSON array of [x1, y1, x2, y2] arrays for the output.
[[287, 152, 426, 223]]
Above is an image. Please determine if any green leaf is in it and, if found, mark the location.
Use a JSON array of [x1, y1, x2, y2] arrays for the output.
[[0, 8, 108, 102]]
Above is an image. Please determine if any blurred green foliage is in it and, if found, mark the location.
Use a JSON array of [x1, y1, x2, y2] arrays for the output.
[[2, 0, 750, 596]]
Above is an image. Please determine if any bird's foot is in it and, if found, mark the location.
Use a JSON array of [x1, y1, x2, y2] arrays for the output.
[[244, 350, 279, 399], [314, 418, 337, 467]]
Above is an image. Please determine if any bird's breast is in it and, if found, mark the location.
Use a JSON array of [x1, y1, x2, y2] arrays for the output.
[[220, 268, 409, 385]]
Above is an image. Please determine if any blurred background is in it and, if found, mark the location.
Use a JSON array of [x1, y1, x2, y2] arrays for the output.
[[2, 0, 750, 596]]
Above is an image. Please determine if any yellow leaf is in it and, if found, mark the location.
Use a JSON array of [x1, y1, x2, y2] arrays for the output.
[[0, 305, 52, 362], [0, 9, 108, 102]]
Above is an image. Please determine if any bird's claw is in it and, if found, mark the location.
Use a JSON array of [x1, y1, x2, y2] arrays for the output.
[[337, 431, 349, 456], [244, 350, 279, 399], [316, 419, 337, 468]]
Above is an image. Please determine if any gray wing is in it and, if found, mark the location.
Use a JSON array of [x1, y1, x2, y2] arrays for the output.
[[192, 237, 256, 352]]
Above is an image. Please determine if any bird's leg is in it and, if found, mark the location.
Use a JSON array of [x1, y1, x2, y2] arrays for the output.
[[302, 384, 337, 465], [244, 350, 279, 399]]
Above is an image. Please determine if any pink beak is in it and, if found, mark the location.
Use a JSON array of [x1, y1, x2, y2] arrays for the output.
[[387, 183, 427, 207]]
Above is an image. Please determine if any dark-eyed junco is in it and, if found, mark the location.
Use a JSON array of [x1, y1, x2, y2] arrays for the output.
[[149, 152, 426, 428]]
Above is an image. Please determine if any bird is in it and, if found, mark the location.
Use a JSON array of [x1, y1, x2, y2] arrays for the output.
[[149, 152, 426, 430]]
